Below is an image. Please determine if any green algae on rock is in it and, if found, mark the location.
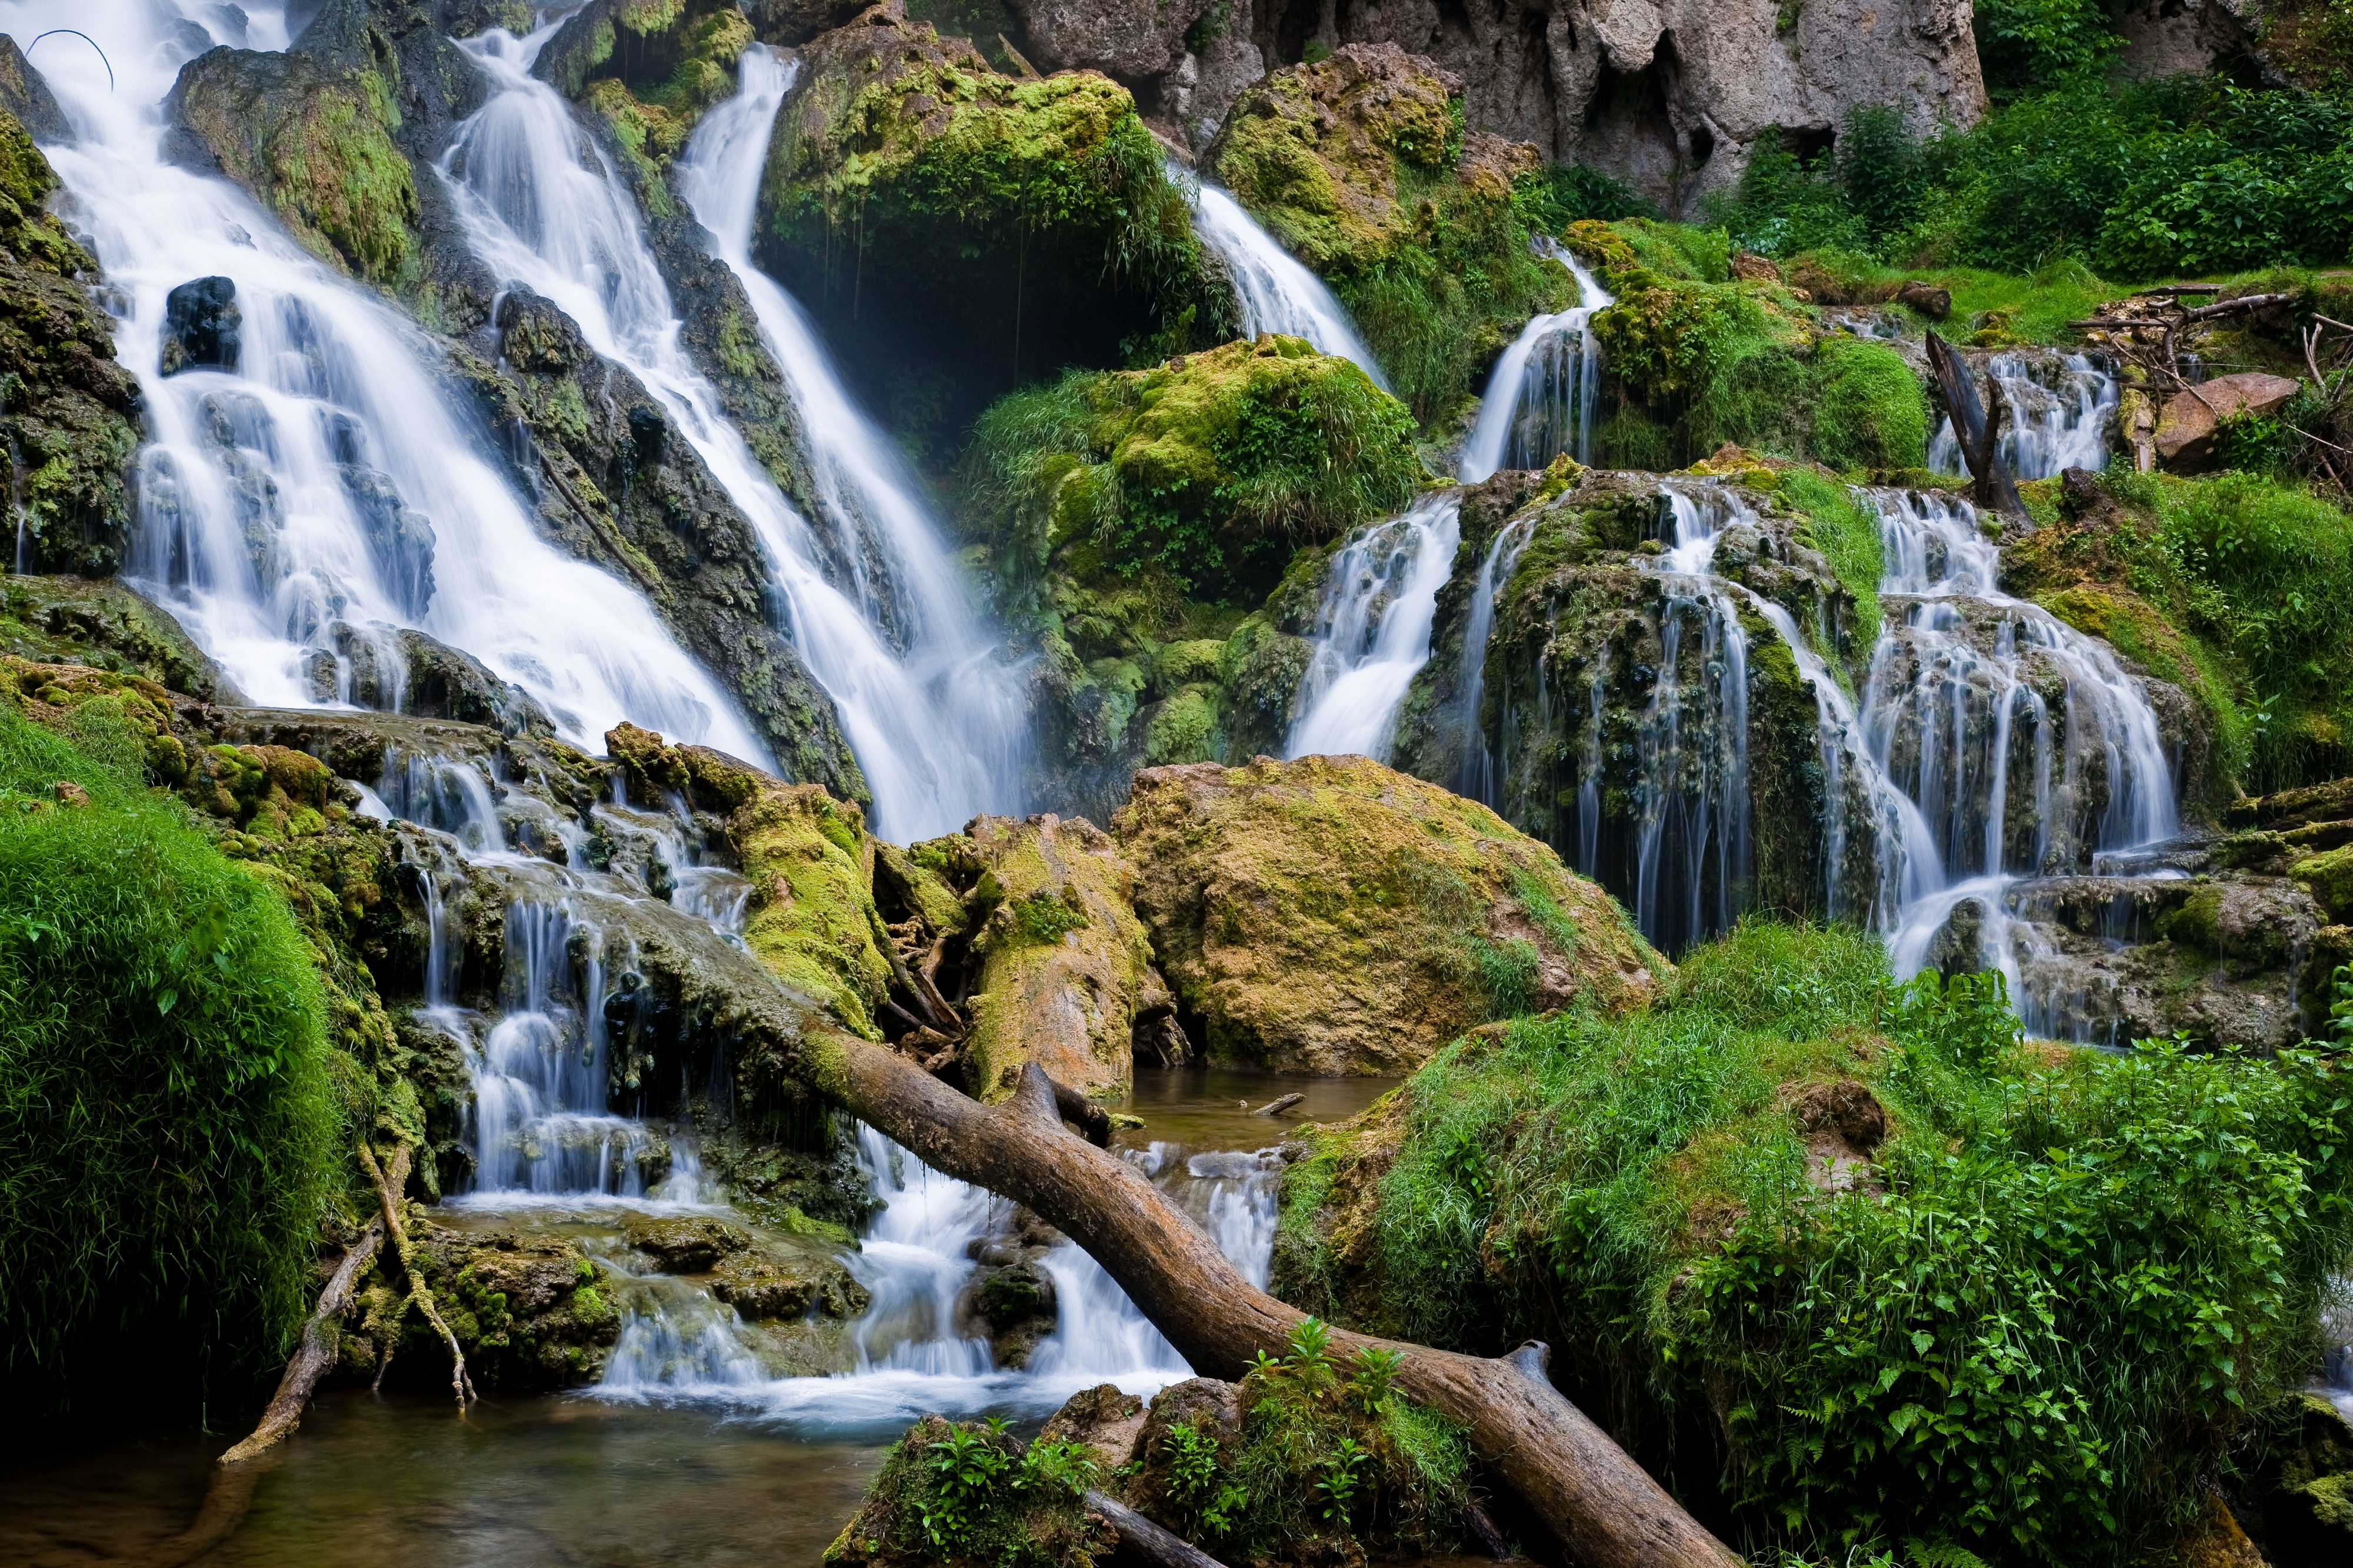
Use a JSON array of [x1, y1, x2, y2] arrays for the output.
[[0, 108, 142, 577], [755, 3, 1227, 441], [1112, 753, 1667, 1075]]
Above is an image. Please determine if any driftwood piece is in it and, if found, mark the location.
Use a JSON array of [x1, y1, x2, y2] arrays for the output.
[[356, 1141, 475, 1407], [216, 1220, 385, 1464], [1925, 329, 2027, 518], [831, 1044, 1740, 1568], [1251, 1092, 1305, 1117], [1085, 1491, 1230, 1567]]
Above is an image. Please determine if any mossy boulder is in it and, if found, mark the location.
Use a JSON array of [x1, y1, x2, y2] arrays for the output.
[[961, 813, 1154, 1101], [537, 0, 756, 203], [0, 108, 142, 575], [961, 336, 1422, 817], [755, 3, 1226, 445], [1111, 754, 1668, 1074], [354, 1222, 622, 1391], [729, 769, 894, 1040], [0, 576, 232, 701], [1206, 43, 1565, 423]]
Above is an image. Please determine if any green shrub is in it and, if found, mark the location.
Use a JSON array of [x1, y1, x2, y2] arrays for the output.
[[0, 702, 336, 1403], [1972, 0, 2123, 98], [1809, 338, 1929, 472], [1277, 920, 2353, 1563], [834, 1415, 1104, 1567]]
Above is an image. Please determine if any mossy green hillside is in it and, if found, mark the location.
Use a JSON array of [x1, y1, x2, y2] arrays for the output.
[[2004, 467, 2353, 798], [0, 109, 142, 576], [1564, 219, 1931, 473], [1206, 45, 1574, 425], [756, 10, 1226, 442], [959, 335, 1422, 810], [1272, 920, 2353, 1564]]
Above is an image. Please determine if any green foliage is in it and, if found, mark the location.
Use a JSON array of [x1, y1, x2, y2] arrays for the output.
[[1509, 163, 1657, 232], [1711, 77, 2353, 281], [0, 703, 336, 1399], [1972, 0, 2122, 98], [1011, 890, 1088, 945], [1282, 919, 2353, 1562], [1810, 338, 1929, 472], [1196, 1316, 1472, 1561], [850, 1415, 1101, 1567]]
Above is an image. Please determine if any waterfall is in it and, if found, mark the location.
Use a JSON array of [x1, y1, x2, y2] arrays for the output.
[[1449, 513, 1538, 802], [1187, 179, 1388, 388], [439, 27, 1018, 839], [1928, 352, 2117, 480], [4, 0, 769, 760], [1286, 491, 1462, 761], [1864, 489, 2178, 1036], [1459, 240, 1613, 483]]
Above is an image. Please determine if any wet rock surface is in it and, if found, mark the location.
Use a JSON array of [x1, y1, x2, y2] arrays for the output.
[[345, 1221, 624, 1392]]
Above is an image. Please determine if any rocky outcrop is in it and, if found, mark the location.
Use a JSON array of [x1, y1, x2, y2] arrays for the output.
[[1025, 0, 1986, 215], [349, 1220, 622, 1390], [961, 813, 1156, 1100], [0, 106, 143, 576], [754, 4, 1227, 442], [0, 35, 70, 141], [0, 575, 235, 701], [302, 622, 556, 737], [1113, 753, 1668, 1073], [2155, 371, 2302, 470]]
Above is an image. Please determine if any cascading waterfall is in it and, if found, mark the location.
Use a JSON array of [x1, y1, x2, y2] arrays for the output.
[[1187, 178, 1388, 388], [1286, 492, 1462, 760], [439, 26, 1019, 839], [1864, 489, 2178, 1036], [6, 0, 769, 760], [1449, 513, 1538, 802], [1928, 352, 2118, 480], [1459, 241, 1614, 482]]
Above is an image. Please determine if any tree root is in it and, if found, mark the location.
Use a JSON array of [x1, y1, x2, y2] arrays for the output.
[[216, 1219, 385, 1464], [356, 1141, 475, 1407]]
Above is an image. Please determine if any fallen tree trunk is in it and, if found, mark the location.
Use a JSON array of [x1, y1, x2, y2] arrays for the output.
[[1085, 1490, 1230, 1567], [822, 1045, 1739, 1568], [217, 1219, 385, 1464]]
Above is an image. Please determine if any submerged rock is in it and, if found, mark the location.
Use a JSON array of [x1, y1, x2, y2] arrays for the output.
[[1114, 753, 1668, 1073]]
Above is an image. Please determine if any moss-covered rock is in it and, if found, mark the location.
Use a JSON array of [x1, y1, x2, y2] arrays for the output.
[[0, 108, 142, 576], [0, 576, 233, 700], [755, 3, 1228, 446], [1207, 43, 1566, 424], [537, 0, 758, 201], [960, 813, 1153, 1100], [961, 335, 1422, 816], [725, 762, 894, 1040], [352, 1222, 623, 1390], [1111, 753, 1668, 1073]]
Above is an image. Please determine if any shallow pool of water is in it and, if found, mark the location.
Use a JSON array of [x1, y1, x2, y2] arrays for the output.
[[1, 1069, 1396, 1564]]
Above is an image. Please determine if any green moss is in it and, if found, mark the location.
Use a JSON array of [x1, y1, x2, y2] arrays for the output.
[[1810, 338, 1928, 471], [1144, 684, 1221, 764], [1779, 468, 1885, 641], [824, 1414, 1105, 1567], [732, 782, 892, 1039], [0, 701, 338, 1408]]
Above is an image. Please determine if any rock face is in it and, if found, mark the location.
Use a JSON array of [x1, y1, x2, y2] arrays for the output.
[[962, 813, 1156, 1100], [0, 107, 144, 576], [350, 1221, 624, 1391], [1056, 0, 1985, 213], [303, 622, 556, 737], [1113, 753, 1668, 1073], [159, 275, 242, 375]]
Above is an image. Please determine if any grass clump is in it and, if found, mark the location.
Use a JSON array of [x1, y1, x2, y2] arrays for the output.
[[2006, 467, 2353, 793], [0, 701, 337, 1409], [1779, 468, 1886, 639], [1275, 919, 2353, 1563], [824, 1414, 1107, 1567]]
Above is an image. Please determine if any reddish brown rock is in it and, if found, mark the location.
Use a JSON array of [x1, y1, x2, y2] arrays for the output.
[[2155, 371, 2302, 468]]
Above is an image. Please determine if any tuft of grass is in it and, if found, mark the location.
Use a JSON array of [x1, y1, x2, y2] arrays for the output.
[[0, 701, 336, 1402], [1779, 468, 1885, 640]]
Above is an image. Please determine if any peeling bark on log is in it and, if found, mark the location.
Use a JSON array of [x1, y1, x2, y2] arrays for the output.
[[825, 1045, 1739, 1568], [217, 1220, 385, 1464], [1085, 1490, 1231, 1567], [1926, 329, 2026, 519], [357, 1141, 476, 1407]]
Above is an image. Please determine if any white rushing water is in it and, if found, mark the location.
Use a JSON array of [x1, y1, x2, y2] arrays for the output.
[[1459, 240, 1614, 482], [1285, 491, 1462, 760], [438, 25, 1019, 839], [1928, 352, 2118, 480], [5, 0, 769, 759], [1188, 178, 1388, 387]]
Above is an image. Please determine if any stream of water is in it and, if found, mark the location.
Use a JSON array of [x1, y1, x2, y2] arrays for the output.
[[1285, 491, 1462, 761], [1928, 352, 2118, 481], [1188, 178, 1388, 387], [1459, 240, 1613, 482]]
